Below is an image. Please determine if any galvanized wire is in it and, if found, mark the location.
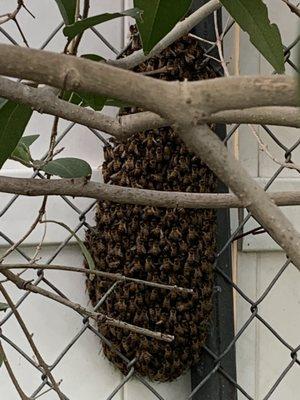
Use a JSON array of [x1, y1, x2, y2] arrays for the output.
[[0, 3, 299, 400]]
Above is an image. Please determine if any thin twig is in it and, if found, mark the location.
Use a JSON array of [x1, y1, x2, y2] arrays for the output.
[[0, 284, 66, 400], [45, 116, 59, 162], [110, 0, 221, 69], [188, 33, 215, 45], [0, 341, 29, 400], [282, 0, 300, 17], [33, 384, 62, 400], [0, 197, 47, 263], [0, 264, 193, 293], [0, 268, 174, 342], [249, 124, 300, 173], [214, 11, 230, 76], [71, 0, 90, 55], [141, 66, 170, 76], [0, 0, 23, 25]]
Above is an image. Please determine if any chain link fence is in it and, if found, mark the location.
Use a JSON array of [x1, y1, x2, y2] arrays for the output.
[[0, 1, 299, 399]]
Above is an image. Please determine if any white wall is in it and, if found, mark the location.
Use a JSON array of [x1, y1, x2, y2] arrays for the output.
[[0, 1, 299, 399], [0, 1, 190, 399], [224, 1, 300, 398]]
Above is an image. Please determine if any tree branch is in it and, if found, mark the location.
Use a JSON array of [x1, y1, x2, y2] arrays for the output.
[[0, 45, 296, 122], [0, 77, 299, 135], [211, 107, 300, 128], [0, 268, 174, 342], [2, 175, 300, 208], [0, 342, 29, 400], [0, 284, 65, 400], [281, 0, 300, 17], [0, 263, 193, 293], [176, 124, 300, 272], [110, 0, 221, 69], [0, 45, 299, 270]]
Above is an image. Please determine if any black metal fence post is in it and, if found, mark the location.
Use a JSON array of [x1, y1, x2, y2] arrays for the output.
[[190, 2, 237, 398]]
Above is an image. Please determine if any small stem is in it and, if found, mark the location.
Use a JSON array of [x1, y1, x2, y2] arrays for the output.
[[0, 284, 65, 400], [0, 268, 174, 342], [214, 11, 230, 77], [0, 197, 47, 263], [281, 0, 300, 17], [0, 342, 29, 400], [0, 263, 193, 293]]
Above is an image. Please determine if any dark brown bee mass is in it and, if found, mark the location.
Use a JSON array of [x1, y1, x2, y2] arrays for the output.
[[85, 27, 217, 382]]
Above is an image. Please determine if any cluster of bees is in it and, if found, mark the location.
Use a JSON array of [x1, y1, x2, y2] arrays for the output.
[[85, 30, 217, 382]]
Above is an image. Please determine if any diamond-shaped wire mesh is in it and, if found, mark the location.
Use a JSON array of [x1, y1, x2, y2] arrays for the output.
[[0, 1, 299, 399]]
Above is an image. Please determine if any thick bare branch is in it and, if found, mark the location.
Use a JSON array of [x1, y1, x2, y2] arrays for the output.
[[176, 124, 300, 272], [0, 77, 124, 139], [0, 45, 299, 270], [1, 176, 300, 208], [110, 0, 221, 69], [0, 45, 296, 121], [1, 78, 298, 136], [211, 107, 300, 128]]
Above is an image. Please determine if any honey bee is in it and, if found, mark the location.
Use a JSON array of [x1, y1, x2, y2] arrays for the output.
[[85, 30, 217, 382], [123, 156, 135, 171], [169, 227, 182, 241], [145, 256, 154, 272], [103, 145, 114, 162], [187, 226, 199, 243], [132, 159, 143, 176], [149, 240, 161, 256]]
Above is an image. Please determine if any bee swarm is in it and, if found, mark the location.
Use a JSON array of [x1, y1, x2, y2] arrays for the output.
[[85, 29, 217, 382]]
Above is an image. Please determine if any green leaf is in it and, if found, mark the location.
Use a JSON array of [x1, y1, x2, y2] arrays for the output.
[[0, 302, 9, 312], [54, 0, 77, 25], [63, 90, 106, 111], [19, 135, 39, 147], [11, 135, 39, 165], [134, 0, 192, 54], [80, 54, 106, 62], [62, 91, 83, 106], [41, 157, 92, 178], [220, 0, 285, 74], [63, 8, 142, 40], [105, 98, 131, 108], [11, 142, 31, 164], [0, 100, 33, 169], [79, 92, 107, 111], [43, 220, 95, 275]]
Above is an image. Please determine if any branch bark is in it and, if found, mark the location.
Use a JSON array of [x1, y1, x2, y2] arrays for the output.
[[0, 283, 65, 400], [176, 124, 300, 272], [211, 107, 300, 128], [0, 45, 299, 269], [0, 263, 193, 293], [0, 45, 297, 122], [0, 342, 29, 400], [2, 175, 300, 208], [1, 77, 299, 135], [110, 0, 221, 69], [0, 268, 174, 342]]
